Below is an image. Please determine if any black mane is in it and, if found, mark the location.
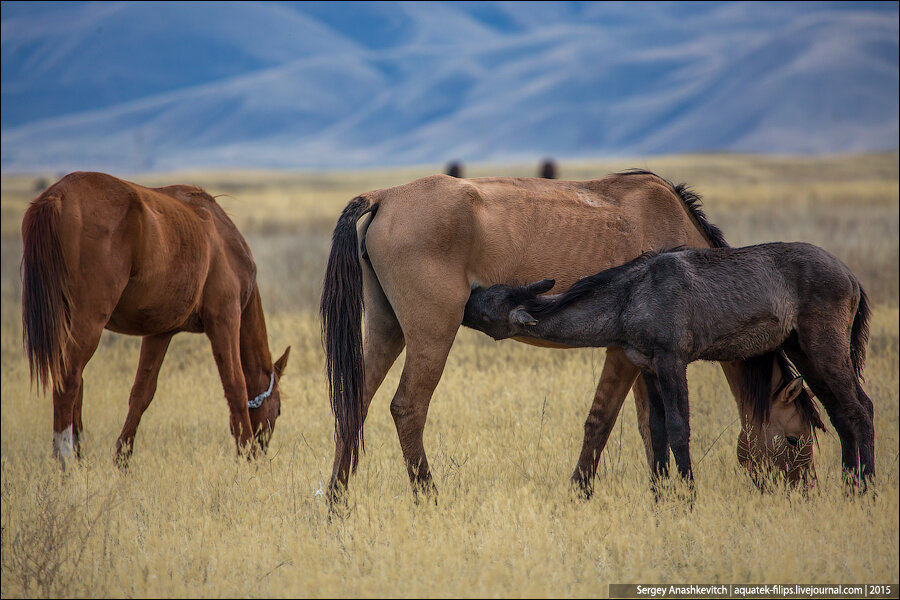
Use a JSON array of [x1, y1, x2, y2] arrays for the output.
[[522, 251, 659, 316], [617, 169, 729, 249]]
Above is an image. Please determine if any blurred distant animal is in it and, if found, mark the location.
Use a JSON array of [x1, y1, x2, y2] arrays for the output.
[[446, 161, 464, 178], [32, 177, 50, 193], [320, 170, 822, 501], [464, 242, 873, 490], [539, 159, 558, 179], [22, 172, 289, 468]]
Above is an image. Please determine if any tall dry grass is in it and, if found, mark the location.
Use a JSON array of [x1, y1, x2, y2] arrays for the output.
[[1, 153, 898, 597]]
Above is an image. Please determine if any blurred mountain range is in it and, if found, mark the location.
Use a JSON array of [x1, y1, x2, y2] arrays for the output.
[[2, 1, 897, 172]]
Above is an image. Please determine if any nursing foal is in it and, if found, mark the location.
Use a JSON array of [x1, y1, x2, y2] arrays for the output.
[[463, 242, 873, 489]]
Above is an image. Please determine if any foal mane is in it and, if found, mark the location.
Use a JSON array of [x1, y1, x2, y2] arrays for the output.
[[521, 251, 659, 316], [743, 351, 826, 433]]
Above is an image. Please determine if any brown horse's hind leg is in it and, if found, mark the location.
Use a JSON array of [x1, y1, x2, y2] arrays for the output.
[[380, 273, 468, 496], [115, 333, 174, 466], [52, 319, 105, 469], [72, 383, 85, 459], [571, 348, 640, 497], [329, 263, 405, 496], [389, 328, 458, 495]]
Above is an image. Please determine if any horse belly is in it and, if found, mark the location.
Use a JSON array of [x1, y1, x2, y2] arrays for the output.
[[697, 316, 791, 362], [107, 277, 203, 335]]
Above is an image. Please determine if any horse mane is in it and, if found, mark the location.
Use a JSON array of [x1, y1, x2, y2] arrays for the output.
[[522, 251, 659, 316], [617, 169, 729, 249], [743, 350, 826, 433]]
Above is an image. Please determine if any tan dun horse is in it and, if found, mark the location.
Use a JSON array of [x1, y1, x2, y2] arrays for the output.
[[22, 172, 290, 467], [321, 170, 822, 500]]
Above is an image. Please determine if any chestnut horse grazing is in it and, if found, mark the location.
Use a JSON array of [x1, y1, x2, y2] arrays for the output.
[[321, 171, 821, 500], [22, 172, 289, 467]]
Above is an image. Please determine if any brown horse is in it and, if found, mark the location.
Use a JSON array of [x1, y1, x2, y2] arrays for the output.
[[21, 172, 290, 467], [321, 170, 821, 499]]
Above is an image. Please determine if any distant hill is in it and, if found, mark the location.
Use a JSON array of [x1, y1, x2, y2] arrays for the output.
[[2, 1, 897, 172]]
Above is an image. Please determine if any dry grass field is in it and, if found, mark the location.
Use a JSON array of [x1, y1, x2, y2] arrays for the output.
[[1, 153, 898, 598]]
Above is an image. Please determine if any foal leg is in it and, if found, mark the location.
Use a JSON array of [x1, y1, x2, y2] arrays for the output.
[[784, 333, 875, 488], [650, 361, 693, 483], [115, 333, 173, 466], [641, 371, 671, 481], [633, 375, 663, 473], [329, 262, 405, 499], [571, 348, 640, 497]]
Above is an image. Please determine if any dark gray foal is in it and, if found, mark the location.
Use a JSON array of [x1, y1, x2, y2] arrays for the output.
[[463, 242, 873, 489]]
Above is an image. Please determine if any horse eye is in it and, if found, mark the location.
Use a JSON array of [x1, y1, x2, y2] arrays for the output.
[[786, 436, 800, 448]]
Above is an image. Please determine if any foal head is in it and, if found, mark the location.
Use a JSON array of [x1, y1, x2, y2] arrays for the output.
[[737, 353, 825, 487], [245, 347, 291, 454], [462, 279, 556, 340]]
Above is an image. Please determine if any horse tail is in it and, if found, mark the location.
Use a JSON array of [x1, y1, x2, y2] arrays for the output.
[[21, 192, 73, 392], [850, 283, 871, 380], [320, 194, 378, 472]]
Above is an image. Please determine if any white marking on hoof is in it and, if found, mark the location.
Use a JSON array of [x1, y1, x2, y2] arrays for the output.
[[53, 426, 75, 467]]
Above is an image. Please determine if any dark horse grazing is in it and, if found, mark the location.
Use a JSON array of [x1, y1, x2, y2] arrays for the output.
[[22, 172, 290, 467], [463, 242, 873, 489], [321, 170, 822, 501]]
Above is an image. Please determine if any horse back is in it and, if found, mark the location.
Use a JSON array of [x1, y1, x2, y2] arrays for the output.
[[45, 172, 254, 335], [364, 172, 713, 294]]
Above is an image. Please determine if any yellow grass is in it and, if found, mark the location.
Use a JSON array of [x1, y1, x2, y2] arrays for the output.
[[1, 153, 898, 598]]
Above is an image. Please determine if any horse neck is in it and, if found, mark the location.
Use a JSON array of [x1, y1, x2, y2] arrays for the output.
[[530, 285, 626, 347], [720, 356, 782, 428], [239, 285, 274, 396]]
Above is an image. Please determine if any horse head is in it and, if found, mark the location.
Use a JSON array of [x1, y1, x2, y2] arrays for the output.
[[738, 374, 825, 488], [463, 279, 555, 340], [246, 346, 290, 454]]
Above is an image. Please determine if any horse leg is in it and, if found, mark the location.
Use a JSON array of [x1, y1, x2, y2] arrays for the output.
[[570, 348, 640, 497], [632, 375, 661, 472], [72, 383, 85, 459], [51, 318, 104, 469], [389, 323, 459, 496], [115, 333, 174, 466], [329, 262, 405, 498], [204, 305, 254, 455], [651, 361, 693, 483], [641, 371, 671, 482], [784, 331, 875, 487]]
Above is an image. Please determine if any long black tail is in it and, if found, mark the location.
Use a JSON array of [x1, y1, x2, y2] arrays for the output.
[[850, 284, 871, 380], [320, 195, 376, 472]]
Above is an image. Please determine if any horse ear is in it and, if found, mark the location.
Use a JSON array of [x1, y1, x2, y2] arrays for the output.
[[782, 376, 804, 403], [509, 306, 538, 326], [274, 346, 291, 377], [525, 279, 555, 295]]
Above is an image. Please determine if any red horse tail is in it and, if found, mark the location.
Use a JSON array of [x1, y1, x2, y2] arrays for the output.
[[21, 192, 73, 392]]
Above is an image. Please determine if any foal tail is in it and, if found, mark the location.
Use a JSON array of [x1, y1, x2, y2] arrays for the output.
[[850, 284, 871, 380], [320, 194, 378, 472], [21, 192, 73, 392]]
